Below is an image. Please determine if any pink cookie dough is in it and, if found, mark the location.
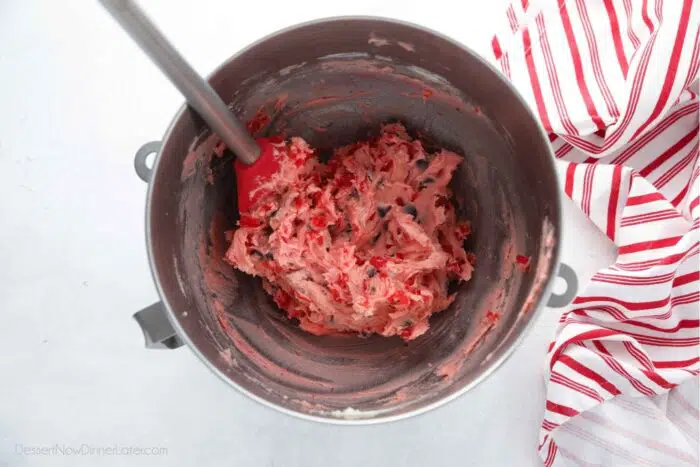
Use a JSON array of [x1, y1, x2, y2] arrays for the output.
[[225, 124, 474, 340]]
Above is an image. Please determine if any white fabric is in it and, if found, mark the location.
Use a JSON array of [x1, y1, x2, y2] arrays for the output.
[[489, 1, 699, 465]]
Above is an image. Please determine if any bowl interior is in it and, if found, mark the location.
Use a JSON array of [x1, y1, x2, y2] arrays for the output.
[[148, 18, 560, 422]]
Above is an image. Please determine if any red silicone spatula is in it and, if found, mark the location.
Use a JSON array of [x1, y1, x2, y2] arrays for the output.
[[100, 0, 279, 213]]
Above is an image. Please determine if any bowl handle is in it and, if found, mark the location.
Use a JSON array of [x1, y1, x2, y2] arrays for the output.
[[134, 141, 161, 182], [133, 302, 183, 349], [547, 262, 578, 308]]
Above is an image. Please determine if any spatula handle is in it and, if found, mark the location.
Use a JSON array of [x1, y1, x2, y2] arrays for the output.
[[99, 0, 260, 165]]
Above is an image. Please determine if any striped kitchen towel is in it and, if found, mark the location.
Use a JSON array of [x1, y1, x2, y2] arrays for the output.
[[491, 1, 699, 465]]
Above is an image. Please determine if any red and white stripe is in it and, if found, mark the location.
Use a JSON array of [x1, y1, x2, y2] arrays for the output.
[[491, 0, 699, 465]]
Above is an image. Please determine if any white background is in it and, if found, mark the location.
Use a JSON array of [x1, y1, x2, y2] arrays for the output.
[[0, 1, 617, 466]]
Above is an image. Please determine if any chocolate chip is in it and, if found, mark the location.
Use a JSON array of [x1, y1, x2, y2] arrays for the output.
[[423, 177, 435, 184], [367, 267, 377, 277], [264, 252, 274, 260], [419, 177, 435, 190], [377, 204, 392, 218], [350, 187, 360, 199], [263, 226, 273, 236], [415, 159, 429, 170], [371, 231, 382, 245], [402, 204, 418, 218], [447, 279, 460, 295]]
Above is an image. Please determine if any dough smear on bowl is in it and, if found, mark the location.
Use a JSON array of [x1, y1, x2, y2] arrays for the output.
[[225, 124, 474, 340]]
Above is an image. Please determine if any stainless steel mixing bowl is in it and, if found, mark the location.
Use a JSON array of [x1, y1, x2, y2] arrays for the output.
[[130, 17, 577, 423]]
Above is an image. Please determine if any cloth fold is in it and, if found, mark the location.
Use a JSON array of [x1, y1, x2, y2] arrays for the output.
[[490, 1, 699, 465]]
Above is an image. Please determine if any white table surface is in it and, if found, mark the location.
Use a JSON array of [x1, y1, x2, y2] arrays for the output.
[[0, 1, 619, 466]]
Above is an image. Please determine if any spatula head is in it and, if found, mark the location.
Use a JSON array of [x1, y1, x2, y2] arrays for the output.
[[234, 138, 280, 213]]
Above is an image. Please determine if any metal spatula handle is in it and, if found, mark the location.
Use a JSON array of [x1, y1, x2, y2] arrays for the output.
[[99, 0, 260, 165]]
